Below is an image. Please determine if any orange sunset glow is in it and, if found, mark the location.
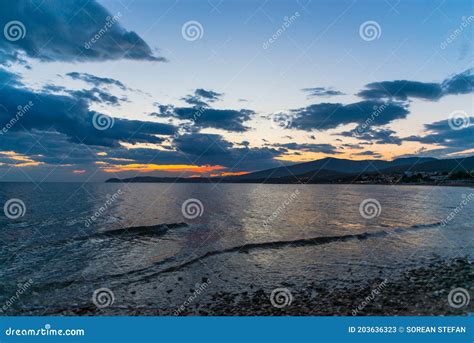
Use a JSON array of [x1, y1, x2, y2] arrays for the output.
[[100, 163, 226, 174]]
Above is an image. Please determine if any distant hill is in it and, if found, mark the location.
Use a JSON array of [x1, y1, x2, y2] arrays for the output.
[[223, 156, 438, 181], [106, 156, 474, 184]]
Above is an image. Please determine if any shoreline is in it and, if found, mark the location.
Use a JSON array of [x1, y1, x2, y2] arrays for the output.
[[27, 257, 473, 316]]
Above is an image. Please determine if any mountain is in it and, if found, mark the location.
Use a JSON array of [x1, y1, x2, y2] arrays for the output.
[[106, 156, 474, 183], [224, 157, 438, 181]]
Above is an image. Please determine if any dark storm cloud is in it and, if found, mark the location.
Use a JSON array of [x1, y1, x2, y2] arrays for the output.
[[0, 82, 176, 148], [302, 87, 345, 97], [152, 104, 254, 132], [290, 101, 409, 131], [357, 69, 473, 101], [0, 0, 164, 62], [66, 72, 127, 90]]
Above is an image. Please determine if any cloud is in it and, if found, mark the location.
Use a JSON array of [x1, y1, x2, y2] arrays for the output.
[[0, 80, 176, 148], [404, 117, 474, 151], [0, 68, 23, 87], [272, 143, 340, 154], [194, 89, 223, 101], [302, 87, 345, 97], [173, 133, 282, 171], [152, 104, 254, 132], [0, 0, 164, 62], [290, 100, 409, 130], [357, 69, 473, 101], [339, 127, 403, 145], [441, 69, 474, 96], [181, 88, 223, 107], [351, 150, 382, 158], [66, 72, 127, 90], [67, 88, 122, 106]]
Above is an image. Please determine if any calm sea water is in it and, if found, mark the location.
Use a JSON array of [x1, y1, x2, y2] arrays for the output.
[[0, 183, 472, 314]]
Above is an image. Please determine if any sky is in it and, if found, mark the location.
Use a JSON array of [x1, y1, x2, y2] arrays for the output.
[[0, 0, 473, 182]]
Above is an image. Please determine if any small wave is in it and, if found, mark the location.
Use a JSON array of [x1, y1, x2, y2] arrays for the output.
[[100, 221, 444, 283], [5, 222, 188, 254], [24, 221, 444, 289], [145, 221, 444, 277]]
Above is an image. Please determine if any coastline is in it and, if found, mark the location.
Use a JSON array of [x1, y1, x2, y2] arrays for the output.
[[34, 257, 473, 316]]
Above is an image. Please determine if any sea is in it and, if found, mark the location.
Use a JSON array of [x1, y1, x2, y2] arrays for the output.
[[0, 183, 472, 315]]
